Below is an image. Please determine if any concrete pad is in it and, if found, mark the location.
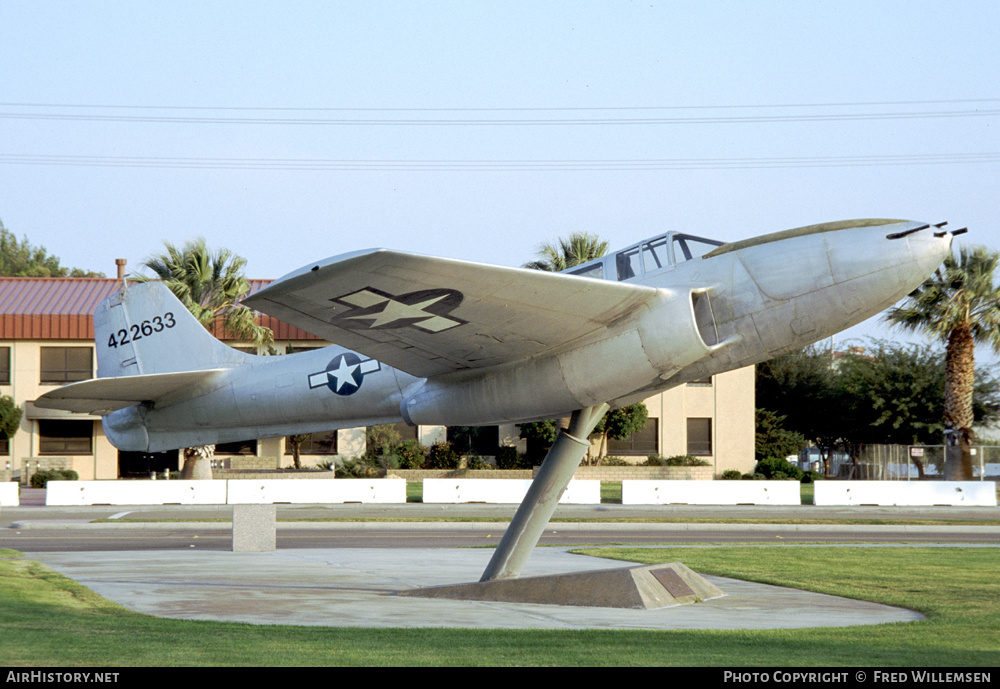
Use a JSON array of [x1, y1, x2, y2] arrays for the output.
[[26, 548, 924, 630]]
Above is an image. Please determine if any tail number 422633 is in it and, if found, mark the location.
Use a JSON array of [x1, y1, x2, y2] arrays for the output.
[[107, 313, 176, 349]]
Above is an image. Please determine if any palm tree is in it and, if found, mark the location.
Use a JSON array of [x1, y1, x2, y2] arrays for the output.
[[136, 238, 273, 479], [138, 238, 273, 352], [523, 231, 610, 272], [885, 245, 1000, 480]]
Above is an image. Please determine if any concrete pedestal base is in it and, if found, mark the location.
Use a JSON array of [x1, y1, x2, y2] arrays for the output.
[[399, 562, 725, 609], [232, 504, 276, 552]]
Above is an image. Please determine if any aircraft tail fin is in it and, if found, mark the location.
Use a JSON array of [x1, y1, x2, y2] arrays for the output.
[[95, 281, 254, 378]]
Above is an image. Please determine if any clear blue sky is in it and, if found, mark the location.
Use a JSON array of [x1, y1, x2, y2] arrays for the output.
[[2, 1, 998, 348]]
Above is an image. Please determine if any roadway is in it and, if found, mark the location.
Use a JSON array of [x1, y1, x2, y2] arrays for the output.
[[4, 488, 998, 552]]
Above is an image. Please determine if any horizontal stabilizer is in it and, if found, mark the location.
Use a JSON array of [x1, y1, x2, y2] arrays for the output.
[[33, 370, 227, 415]]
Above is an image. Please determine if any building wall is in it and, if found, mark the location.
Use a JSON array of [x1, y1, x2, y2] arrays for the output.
[[618, 367, 755, 476]]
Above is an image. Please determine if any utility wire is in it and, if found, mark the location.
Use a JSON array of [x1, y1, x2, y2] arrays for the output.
[[3, 152, 998, 171], [1, 109, 997, 126], [1, 98, 999, 126]]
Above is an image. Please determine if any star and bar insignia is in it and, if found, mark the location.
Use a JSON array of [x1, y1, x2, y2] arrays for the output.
[[308, 353, 381, 396], [331, 287, 466, 333]]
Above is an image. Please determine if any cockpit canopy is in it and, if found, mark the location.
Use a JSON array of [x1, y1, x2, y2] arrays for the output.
[[562, 231, 724, 282]]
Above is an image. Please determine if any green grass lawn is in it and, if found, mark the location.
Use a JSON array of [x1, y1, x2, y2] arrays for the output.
[[1, 545, 997, 666]]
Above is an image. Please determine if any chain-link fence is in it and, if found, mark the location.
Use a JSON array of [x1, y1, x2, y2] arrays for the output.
[[828, 445, 1000, 480]]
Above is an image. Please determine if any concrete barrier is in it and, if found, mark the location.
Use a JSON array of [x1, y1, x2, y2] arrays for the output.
[[814, 480, 998, 506], [622, 480, 801, 505], [423, 479, 600, 504], [46, 480, 228, 505], [227, 478, 405, 504], [44, 478, 407, 506], [0, 482, 18, 506]]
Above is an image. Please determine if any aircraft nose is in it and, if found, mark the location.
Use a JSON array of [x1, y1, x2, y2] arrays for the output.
[[825, 220, 955, 292], [893, 222, 958, 276], [729, 219, 957, 354]]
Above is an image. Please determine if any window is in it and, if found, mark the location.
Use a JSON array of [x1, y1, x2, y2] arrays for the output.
[[686, 418, 713, 456], [216, 439, 257, 455], [615, 247, 642, 280], [568, 262, 605, 279], [389, 422, 418, 441], [641, 236, 670, 273], [607, 418, 659, 456], [0, 347, 9, 385], [286, 431, 338, 455], [687, 376, 713, 386], [447, 425, 500, 456], [38, 420, 92, 455], [672, 234, 724, 262], [40, 347, 92, 384], [0, 436, 9, 456]]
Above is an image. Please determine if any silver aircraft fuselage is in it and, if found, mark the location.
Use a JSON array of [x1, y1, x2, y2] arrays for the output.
[[85, 219, 953, 452]]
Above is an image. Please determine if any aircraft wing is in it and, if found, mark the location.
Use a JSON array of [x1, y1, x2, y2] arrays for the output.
[[245, 249, 660, 378], [33, 370, 227, 415]]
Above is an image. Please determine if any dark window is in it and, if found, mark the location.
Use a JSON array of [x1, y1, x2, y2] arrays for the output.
[[39, 420, 92, 455], [0, 347, 9, 385], [40, 347, 92, 384], [0, 436, 9, 456], [686, 418, 713, 456], [615, 247, 642, 281], [286, 431, 338, 455], [284, 346, 325, 355], [607, 418, 659, 456], [216, 439, 257, 455], [447, 426, 500, 455], [390, 422, 418, 441], [687, 376, 713, 386]]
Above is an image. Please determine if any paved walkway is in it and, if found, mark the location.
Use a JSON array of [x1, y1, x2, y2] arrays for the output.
[[26, 547, 924, 630]]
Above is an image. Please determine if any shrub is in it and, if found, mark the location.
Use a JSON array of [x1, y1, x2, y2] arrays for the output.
[[721, 469, 743, 480], [465, 454, 492, 470], [395, 440, 428, 469], [335, 457, 379, 478], [427, 442, 460, 470], [645, 454, 711, 467], [801, 469, 824, 484], [30, 469, 78, 488], [495, 445, 525, 470], [754, 456, 804, 481]]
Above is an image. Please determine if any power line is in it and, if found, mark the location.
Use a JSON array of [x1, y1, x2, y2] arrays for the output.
[[1, 109, 997, 126], [1, 99, 999, 126], [3, 98, 1000, 111], [3, 152, 998, 171]]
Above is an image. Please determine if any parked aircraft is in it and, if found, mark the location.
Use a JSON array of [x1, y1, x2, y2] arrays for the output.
[[36, 218, 957, 580]]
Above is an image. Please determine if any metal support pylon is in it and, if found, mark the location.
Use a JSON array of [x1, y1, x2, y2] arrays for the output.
[[479, 403, 609, 582]]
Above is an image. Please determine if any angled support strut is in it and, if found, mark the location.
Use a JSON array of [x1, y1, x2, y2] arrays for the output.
[[480, 402, 610, 582]]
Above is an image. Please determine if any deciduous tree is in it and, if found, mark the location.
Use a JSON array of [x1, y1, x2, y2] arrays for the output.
[[0, 220, 102, 277]]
